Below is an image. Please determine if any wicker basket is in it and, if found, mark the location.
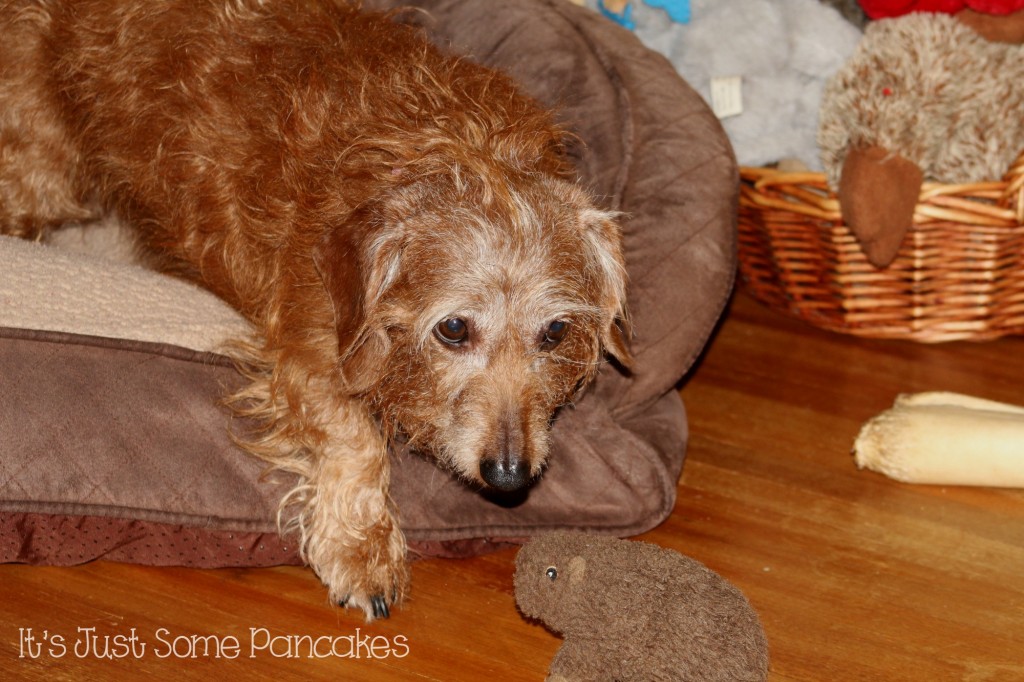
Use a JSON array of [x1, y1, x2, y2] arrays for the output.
[[737, 158, 1024, 342]]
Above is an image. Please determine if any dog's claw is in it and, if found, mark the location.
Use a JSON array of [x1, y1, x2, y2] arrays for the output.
[[371, 594, 390, 620], [336, 593, 391, 620]]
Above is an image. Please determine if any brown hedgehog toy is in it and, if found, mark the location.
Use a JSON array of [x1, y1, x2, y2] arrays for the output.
[[514, 532, 769, 682]]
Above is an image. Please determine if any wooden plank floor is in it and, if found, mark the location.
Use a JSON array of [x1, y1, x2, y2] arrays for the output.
[[2, 290, 1022, 681]]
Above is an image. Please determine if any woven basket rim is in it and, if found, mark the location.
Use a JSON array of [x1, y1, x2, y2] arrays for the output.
[[739, 164, 1024, 231], [736, 165, 1024, 343]]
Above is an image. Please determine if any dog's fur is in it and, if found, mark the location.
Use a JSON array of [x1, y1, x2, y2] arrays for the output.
[[0, 0, 630, 619]]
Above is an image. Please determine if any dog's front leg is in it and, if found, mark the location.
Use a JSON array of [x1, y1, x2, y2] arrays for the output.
[[300, 401, 408, 621]]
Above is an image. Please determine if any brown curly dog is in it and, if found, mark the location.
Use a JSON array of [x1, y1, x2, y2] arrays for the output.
[[0, 0, 630, 620]]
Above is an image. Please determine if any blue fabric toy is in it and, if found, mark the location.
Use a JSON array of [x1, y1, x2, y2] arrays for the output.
[[647, 0, 691, 23], [597, 0, 636, 29]]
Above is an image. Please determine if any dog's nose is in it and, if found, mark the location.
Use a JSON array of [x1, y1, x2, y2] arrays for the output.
[[480, 456, 531, 491], [481, 411, 532, 491]]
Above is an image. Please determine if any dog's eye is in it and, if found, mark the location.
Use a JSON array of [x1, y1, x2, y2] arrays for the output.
[[434, 317, 469, 345], [541, 320, 569, 350], [545, 566, 558, 581]]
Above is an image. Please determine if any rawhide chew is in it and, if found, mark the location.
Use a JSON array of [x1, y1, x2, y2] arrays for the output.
[[853, 392, 1024, 487]]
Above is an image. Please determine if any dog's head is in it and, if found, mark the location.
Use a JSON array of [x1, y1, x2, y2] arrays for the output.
[[315, 168, 629, 493]]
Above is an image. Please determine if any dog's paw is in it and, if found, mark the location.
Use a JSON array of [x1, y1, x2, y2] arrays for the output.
[[310, 523, 409, 622], [327, 561, 407, 618]]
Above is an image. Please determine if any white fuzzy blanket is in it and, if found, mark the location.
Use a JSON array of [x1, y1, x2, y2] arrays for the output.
[[0, 226, 252, 354]]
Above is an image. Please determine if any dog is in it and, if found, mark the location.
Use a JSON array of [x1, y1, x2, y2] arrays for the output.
[[0, 0, 631, 619]]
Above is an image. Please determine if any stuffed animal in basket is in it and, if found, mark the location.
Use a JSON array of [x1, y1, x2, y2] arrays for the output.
[[856, 1, 1024, 43], [573, 0, 863, 171], [818, 9, 1024, 267], [856, 0, 1024, 19], [514, 532, 769, 682]]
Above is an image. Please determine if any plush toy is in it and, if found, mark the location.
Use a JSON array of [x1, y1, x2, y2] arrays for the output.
[[857, 0, 1024, 18], [514, 532, 769, 682], [593, 0, 637, 30], [578, 0, 863, 170], [857, 0, 1024, 41], [826, 0, 872, 27], [957, 6, 1024, 41], [818, 12, 1024, 266], [591, 0, 691, 28]]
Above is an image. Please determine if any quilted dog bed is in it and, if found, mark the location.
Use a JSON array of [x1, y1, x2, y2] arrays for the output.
[[0, 0, 737, 566]]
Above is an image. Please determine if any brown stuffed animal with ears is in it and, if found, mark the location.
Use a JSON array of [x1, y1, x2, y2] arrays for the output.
[[819, 10, 1024, 267], [514, 532, 769, 682]]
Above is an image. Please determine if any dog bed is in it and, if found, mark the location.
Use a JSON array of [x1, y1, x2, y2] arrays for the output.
[[0, 0, 737, 566]]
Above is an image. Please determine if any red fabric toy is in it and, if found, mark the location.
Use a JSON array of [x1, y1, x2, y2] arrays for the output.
[[859, 0, 1024, 18]]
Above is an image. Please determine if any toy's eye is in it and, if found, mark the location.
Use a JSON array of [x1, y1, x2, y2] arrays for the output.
[[434, 317, 469, 345], [545, 566, 558, 581], [541, 320, 569, 350]]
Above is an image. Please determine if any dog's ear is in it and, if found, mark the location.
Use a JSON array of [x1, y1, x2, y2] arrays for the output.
[[313, 203, 402, 391], [580, 208, 633, 370], [313, 212, 369, 359], [604, 316, 633, 371]]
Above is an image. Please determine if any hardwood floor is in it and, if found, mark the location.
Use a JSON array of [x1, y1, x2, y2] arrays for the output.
[[2, 290, 1022, 681]]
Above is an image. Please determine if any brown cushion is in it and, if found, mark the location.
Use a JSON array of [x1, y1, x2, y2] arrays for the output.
[[0, 0, 737, 566]]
